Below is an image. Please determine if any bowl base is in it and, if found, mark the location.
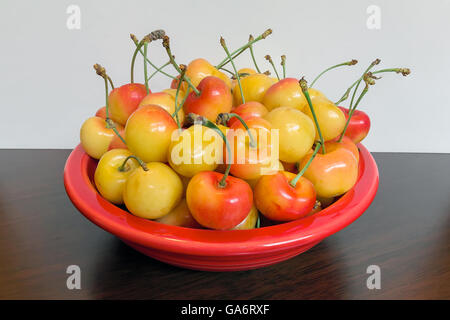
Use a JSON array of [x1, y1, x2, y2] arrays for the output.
[[122, 239, 322, 272]]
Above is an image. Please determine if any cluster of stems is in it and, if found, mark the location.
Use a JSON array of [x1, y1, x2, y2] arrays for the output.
[[220, 36, 245, 104], [337, 60, 411, 142], [215, 29, 272, 70]]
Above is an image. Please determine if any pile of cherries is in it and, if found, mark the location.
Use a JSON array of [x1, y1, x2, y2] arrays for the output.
[[80, 29, 409, 230]]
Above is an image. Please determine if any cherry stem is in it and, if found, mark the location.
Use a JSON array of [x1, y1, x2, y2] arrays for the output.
[[93, 64, 127, 146], [281, 55, 286, 79], [290, 141, 322, 188], [215, 28, 272, 69], [173, 65, 187, 129], [130, 35, 177, 81], [299, 77, 326, 154], [248, 35, 261, 73], [107, 76, 114, 89], [186, 113, 232, 188], [218, 66, 234, 75], [310, 59, 358, 88], [118, 155, 148, 172], [338, 77, 371, 142], [216, 113, 257, 148], [162, 36, 200, 96], [334, 59, 381, 105], [147, 61, 171, 81], [265, 55, 280, 80], [143, 42, 150, 94], [220, 37, 245, 104], [130, 36, 145, 83]]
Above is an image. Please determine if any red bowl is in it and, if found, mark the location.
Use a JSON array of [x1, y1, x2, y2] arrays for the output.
[[64, 144, 378, 271]]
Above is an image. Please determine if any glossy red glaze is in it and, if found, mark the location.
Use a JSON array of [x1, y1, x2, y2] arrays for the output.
[[183, 76, 232, 122], [338, 106, 371, 144], [254, 172, 316, 221], [186, 171, 253, 230], [64, 144, 378, 271]]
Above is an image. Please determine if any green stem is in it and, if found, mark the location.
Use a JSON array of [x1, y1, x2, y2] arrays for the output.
[[118, 155, 147, 172], [248, 35, 261, 73], [130, 39, 146, 83], [143, 42, 149, 94], [338, 84, 369, 142], [281, 55, 286, 79], [147, 61, 171, 82], [107, 76, 114, 90], [265, 55, 280, 80], [290, 142, 322, 187], [215, 29, 272, 69], [310, 59, 357, 88], [173, 67, 187, 129], [218, 66, 234, 75], [217, 113, 256, 148], [221, 37, 245, 104], [162, 38, 200, 96], [334, 59, 380, 105], [299, 78, 326, 154]]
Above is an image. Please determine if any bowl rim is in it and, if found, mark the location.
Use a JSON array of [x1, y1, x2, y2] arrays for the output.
[[64, 144, 378, 256]]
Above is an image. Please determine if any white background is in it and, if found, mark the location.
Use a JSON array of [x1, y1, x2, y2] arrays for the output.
[[1, 0, 449, 152]]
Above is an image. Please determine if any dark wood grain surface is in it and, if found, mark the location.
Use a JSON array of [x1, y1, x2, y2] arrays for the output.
[[0, 150, 448, 299]]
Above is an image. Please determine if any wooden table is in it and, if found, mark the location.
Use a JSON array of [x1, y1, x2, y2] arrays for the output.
[[0, 150, 448, 299]]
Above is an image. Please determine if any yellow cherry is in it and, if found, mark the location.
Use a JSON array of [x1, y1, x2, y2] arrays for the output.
[[94, 149, 139, 204], [156, 199, 201, 228], [264, 107, 315, 163], [138, 91, 184, 124], [233, 73, 276, 106], [125, 105, 178, 163], [168, 125, 223, 178], [232, 205, 259, 230], [80, 116, 123, 159], [303, 97, 346, 141], [123, 162, 183, 219]]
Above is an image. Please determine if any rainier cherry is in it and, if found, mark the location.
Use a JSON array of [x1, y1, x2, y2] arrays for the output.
[[232, 205, 259, 230], [226, 101, 268, 127], [303, 96, 346, 141], [125, 105, 178, 162], [185, 115, 253, 230], [254, 142, 321, 221], [138, 91, 185, 124], [337, 106, 371, 144], [183, 76, 232, 122], [80, 116, 123, 159], [233, 73, 276, 106], [168, 124, 223, 178], [94, 149, 139, 204], [124, 162, 183, 219], [156, 199, 201, 228], [264, 106, 315, 163]]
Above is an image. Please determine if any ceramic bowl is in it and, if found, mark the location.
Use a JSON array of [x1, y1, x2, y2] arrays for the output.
[[64, 144, 378, 271]]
